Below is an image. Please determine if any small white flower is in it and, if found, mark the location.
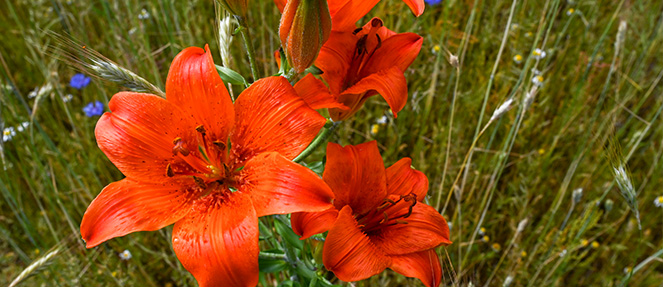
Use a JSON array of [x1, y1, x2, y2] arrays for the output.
[[376, 115, 388, 125], [27, 83, 53, 99], [447, 222, 453, 230], [559, 249, 568, 257], [510, 23, 520, 30], [566, 8, 575, 16], [138, 8, 150, 20], [513, 54, 523, 64], [17, 122, 29, 132], [532, 48, 546, 60], [503, 275, 514, 287], [128, 27, 137, 35], [532, 75, 544, 87], [3, 127, 16, 142], [62, 94, 73, 103], [654, 196, 663, 208], [119, 249, 132, 260]]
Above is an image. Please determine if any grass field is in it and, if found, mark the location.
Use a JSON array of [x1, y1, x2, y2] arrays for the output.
[[1, 0, 663, 286]]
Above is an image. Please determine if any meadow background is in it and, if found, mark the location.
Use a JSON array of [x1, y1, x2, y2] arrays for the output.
[[1, 0, 663, 286]]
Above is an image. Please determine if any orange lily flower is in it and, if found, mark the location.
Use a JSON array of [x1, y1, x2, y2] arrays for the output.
[[80, 45, 334, 287], [291, 141, 451, 287], [315, 17, 422, 121], [274, 0, 425, 31]]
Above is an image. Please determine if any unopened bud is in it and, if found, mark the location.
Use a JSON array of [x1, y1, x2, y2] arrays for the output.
[[517, 218, 528, 233], [523, 86, 538, 110], [279, 0, 331, 73], [449, 54, 459, 68], [572, 188, 583, 204], [490, 98, 514, 122]]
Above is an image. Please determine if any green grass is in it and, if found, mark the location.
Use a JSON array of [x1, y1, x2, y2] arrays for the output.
[[2, 0, 663, 286]]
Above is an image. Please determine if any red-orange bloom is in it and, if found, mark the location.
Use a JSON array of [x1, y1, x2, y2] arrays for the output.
[[315, 17, 422, 121], [80, 45, 334, 287], [291, 141, 451, 286], [275, 0, 425, 31]]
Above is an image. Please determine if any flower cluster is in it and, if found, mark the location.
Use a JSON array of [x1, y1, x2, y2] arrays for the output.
[[80, 1, 450, 286]]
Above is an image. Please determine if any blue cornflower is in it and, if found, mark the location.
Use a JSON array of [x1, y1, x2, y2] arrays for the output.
[[70, 73, 91, 90], [425, 0, 443, 5], [83, 101, 104, 117]]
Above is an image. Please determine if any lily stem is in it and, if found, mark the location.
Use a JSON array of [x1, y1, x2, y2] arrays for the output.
[[258, 251, 287, 261], [294, 121, 338, 163], [237, 19, 260, 81]]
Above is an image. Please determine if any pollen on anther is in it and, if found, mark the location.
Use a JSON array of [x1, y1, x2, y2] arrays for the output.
[[195, 125, 206, 135], [166, 163, 175, 177]]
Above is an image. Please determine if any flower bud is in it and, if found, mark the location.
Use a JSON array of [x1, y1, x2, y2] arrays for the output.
[[604, 199, 614, 213], [217, 0, 248, 20], [279, 0, 331, 72]]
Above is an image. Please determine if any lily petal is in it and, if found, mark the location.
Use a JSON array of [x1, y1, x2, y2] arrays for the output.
[[386, 158, 429, 201], [80, 178, 201, 248], [330, 66, 407, 120], [390, 249, 442, 287], [359, 32, 423, 79], [323, 206, 391, 282], [172, 192, 259, 287], [316, 30, 357, 95], [274, 0, 287, 12], [166, 45, 235, 163], [329, 0, 380, 31], [401, 0, 425, 17], [231, 76, 327, 165], [291, 208, 339, 239], [294, 74, 348, 110], [324, 141, 387, 215], [239, 152, 334, 217], [95, 92, 197, 182], [371, 203, 451, 255]]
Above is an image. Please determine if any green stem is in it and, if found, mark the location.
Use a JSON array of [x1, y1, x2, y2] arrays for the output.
[[294, 121, 337, 163], [237, 19, 260, 81], [258, 251, 287, 261]]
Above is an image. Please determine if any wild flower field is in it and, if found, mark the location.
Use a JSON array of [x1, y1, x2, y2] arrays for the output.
[[1, 0, 663, 286]]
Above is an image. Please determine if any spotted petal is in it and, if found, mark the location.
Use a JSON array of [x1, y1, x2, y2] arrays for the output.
[[172, 192, 259, 287], [324, 141, 387, 215], [95, 92, 197, 182], [390, 249, 442, 287], [80, 178, 202, 248], [370, 203, 451, 255], [323, 206, 391, 282], [231, 76, 327, 165], [239, 152, 334, 217]]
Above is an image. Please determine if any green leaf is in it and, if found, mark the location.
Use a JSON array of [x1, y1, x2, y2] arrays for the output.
[[259, 249, 289, 273], [301, 161, 324, 175], [215, 65, 248, 86], [275, 218, 304, 250]]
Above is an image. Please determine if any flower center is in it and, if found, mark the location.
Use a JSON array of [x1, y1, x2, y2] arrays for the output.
[[343, 18, 384, 90], [355, 192, 417, 233], [166, 125, 237, 192]]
